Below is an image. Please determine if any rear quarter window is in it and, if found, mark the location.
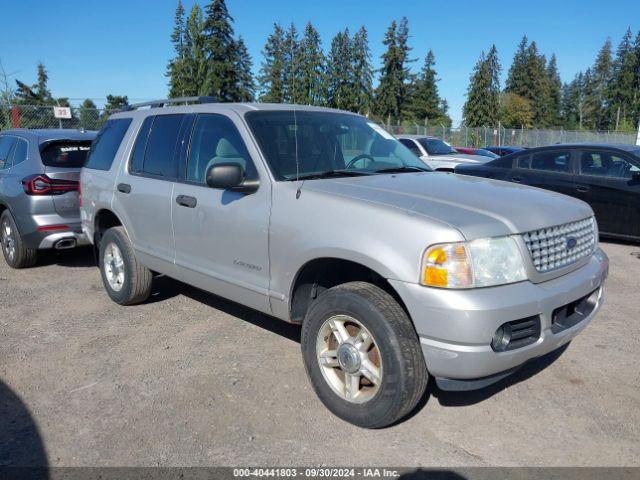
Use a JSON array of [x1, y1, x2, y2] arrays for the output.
[[41, 141, 92, 168], [85, 118, 133, 171]]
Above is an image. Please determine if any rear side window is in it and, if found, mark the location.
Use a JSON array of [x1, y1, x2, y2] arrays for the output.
[[130, 116, 154, 174], [0, 136, 16, 169], [40, 141, 92, 168], [141, 114, 184, 178], [85, 118, 133, 171], [529, 150, 571, 173], [10, 138, 28, 167]]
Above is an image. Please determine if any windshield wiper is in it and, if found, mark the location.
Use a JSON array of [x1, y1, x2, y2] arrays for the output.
[[290, 170, 373, 181], [374, 166, 430, 174]]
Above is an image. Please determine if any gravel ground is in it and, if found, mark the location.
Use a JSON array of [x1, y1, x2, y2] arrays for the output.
[[1, 241, 639, 467]]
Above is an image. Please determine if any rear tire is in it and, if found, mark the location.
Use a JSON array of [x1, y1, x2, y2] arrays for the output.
[[1, 210, 37, 269], [99, 226, 152, 305], [301, 281, 428, 428]]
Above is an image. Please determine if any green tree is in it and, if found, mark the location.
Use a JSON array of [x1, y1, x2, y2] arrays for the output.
[[500, 92, 533, 127], [582, 39, 613, 129], [15, 63, 55, 105], [282, 23, 303, 103], [505, 37, 529, 96], [202, 0, 239, 100], [351, 26, 373, 115], [104, 95, 129, 112], [326, 29, 353, 110], [561, 72, 587, 129], [299, 22, 326, 106], [463, 45, 501, 127], [374, 18, 414, 123], [167, 0, 187, 97], [234, 37, 255, 101], [79, 99, 101, 130], [608, 28, 637, 130], [546, 54, 562, 126], [258, 23, 286, 103], [406, 50, 449, 124], [184, 4, 208, 96]]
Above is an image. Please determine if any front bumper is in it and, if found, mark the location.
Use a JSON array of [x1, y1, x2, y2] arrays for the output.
[[389, 248, 609, 387]]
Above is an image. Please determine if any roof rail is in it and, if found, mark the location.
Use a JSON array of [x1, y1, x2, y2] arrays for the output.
[[120, 96, 217, 112]]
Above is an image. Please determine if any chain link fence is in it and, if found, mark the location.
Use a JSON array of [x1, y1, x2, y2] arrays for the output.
[[0, 104, 109, 131], [383, 124, 638, 148], [1, 104, 637, 148]]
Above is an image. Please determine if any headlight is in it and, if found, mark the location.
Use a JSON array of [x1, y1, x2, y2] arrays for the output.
[[421, 236, 527, 288]]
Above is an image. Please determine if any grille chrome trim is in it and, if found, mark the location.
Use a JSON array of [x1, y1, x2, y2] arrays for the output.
[[522, 217, 596, 273]]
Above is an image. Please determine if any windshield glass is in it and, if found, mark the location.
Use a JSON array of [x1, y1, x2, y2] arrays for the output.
[[40, 141, 92, 168], [418, 138, 457, 155], [245, 111, 429, 180]]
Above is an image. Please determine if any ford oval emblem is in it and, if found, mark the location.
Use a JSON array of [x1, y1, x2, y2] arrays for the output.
[[566, 237, 578, 249]]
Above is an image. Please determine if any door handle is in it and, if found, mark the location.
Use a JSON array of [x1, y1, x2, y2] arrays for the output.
[[117, 183, 131, 194], [176, 195, 197, 208], [576, 186, 590, 193]]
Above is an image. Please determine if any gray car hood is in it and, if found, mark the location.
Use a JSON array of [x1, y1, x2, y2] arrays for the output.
[[305, 172, 593, 239]]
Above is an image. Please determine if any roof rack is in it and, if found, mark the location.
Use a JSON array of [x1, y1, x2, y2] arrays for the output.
[[121, 96, 217, 112]]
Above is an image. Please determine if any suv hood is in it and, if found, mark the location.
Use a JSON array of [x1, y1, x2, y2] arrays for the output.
[[305, 172, 593, 239]]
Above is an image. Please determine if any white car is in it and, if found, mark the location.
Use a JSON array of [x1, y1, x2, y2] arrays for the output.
[[397, 135, 493, 171]]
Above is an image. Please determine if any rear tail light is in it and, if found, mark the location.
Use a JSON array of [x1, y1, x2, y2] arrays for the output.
[[22, 174, 79, 195]]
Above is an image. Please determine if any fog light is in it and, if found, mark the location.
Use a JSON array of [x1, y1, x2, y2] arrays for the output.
[[491, 324, 512, 352]]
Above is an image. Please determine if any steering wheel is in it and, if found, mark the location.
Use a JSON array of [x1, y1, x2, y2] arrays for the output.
[[345, 154, 376, 170]]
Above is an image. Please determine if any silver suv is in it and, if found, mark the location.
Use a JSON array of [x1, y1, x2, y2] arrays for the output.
[[80, 99, 609, 428], [0, 129, 95, 268]]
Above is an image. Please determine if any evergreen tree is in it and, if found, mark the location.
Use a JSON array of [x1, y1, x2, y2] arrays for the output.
[[234, 37, 255, 102], [202, 0, 239, 101], [326, 29, 353, 110], [79, 99, 100, 130], [587, 39, 614, 129], [406, 50, 448, 124], [350, 26, 373, 115], [104, 95, 129, 112], [505, 36, 529, 95], [374, 18, 414, 123], [15, 63, 54, 105], [282, 23, 303, 103], [462, 45, 501, 127], [560, 72, 586, 129], [167, 0, 187, 97], [299, 22, 326, 106], [546, 54, 562, 126], [608, 28, 636, 129], [631, 31, 640, 128], [184, 5, 208, 96], [258, 23, 286, 103]]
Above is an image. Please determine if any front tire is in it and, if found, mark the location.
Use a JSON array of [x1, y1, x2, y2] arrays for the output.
[[301, 281, 428, 428], [99, 226, 152, 305], [1, 210, 37, 269]]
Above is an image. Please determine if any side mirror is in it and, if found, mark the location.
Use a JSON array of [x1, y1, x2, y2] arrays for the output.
[[205, 163, 258, 193]]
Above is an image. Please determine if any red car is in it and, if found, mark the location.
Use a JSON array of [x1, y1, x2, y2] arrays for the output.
[[455, 147, 499, 158]]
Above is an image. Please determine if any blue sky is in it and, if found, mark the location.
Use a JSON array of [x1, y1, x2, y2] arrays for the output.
[[1, 0, 638, 124]]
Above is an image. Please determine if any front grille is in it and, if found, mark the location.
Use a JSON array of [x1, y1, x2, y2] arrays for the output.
[[522, 217, 596, 273]]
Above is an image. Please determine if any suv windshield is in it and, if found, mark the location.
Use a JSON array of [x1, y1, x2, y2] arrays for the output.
[[245, 111, 429, 180], [40, 141, 92, 168], [418, 138, 457, 155]]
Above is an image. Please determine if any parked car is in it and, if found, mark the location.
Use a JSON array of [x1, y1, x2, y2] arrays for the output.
[[0, 129, 96, 268], [484, 145, 525, 156], [397, 135, 493, 171], [455, 144, 640, 241], [454, 147, 499, 158], [81, 99, 608, 428]]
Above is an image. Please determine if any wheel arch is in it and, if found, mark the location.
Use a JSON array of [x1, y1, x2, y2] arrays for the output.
[[289, 257, 410, 324], [93, 209, 124, 248]]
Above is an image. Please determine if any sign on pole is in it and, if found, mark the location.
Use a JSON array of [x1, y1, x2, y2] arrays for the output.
[[53, 106, 72, 119], [636, 122, 640, 146]]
